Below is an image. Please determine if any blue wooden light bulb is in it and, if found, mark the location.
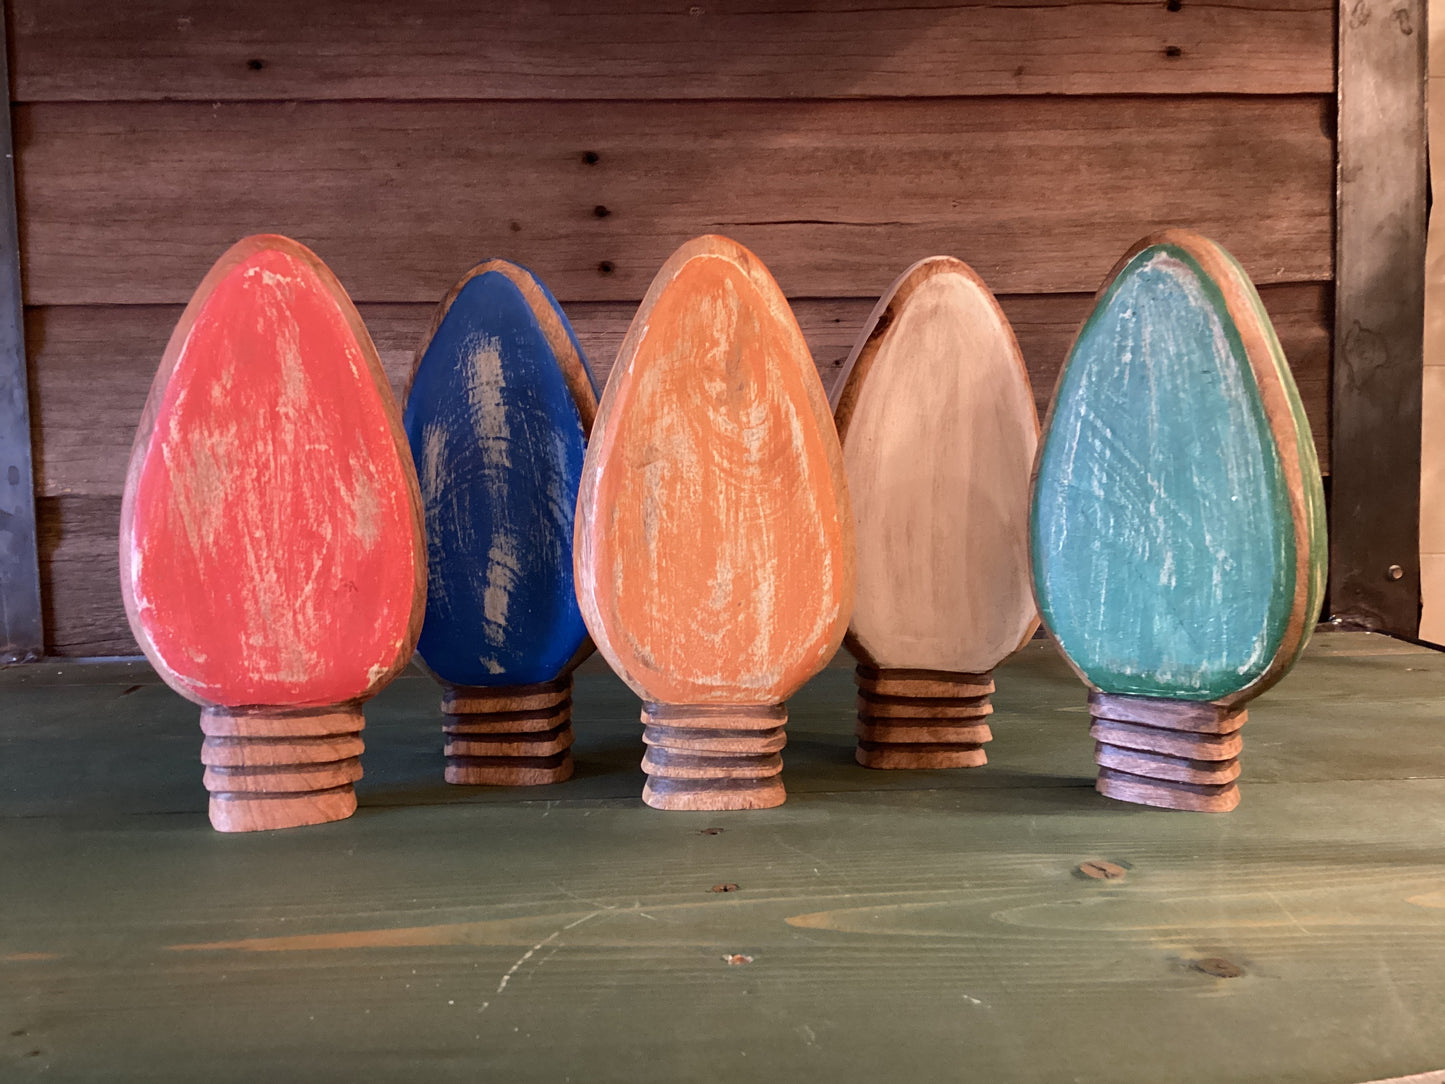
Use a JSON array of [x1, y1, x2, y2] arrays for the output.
[[403, 260, 599, 785]]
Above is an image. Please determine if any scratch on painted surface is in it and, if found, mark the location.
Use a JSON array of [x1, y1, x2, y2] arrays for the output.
[[494, 911, 599, 996], [403, 269, 590, 688], [581, 249, 851, 704], [1031, 246, 1292, 701], [128, 245, 419, 706]]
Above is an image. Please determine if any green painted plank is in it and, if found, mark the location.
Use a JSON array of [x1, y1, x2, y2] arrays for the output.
[[6, 778, 1445, 1081], [2, 634, 1444, 1081]]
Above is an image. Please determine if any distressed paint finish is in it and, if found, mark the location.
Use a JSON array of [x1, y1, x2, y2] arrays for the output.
[[832, 257, 1039, 770], [1031, 229, 1326, 811], [404, 262, 597, 689], [1032, 236, 1323, 704], [576, 235, 853, 706], [575, 235, 854, 809], [120, 235, 425, 830], [833, 257, 1039, 673]]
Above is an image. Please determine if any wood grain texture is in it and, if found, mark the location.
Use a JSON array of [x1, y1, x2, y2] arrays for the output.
[[25, 285, 1332, 502], [119, 235, 425, 829], [1331, 0, 1427, 636], [834, 257, 1039, 673], [832, 257, 1039, 768], [575, 235, 853, 809], [854, 666, 995, 770], [1031, 229, 1327, 811], [441, 677, 575, 786], [12, 96, 1334, 305], [7, 0, 1334, 102], [1091, 692, 1247, 813]]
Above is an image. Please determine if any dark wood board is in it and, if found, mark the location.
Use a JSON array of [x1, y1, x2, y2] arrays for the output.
[[1330, 0, 1426, 636], [0, 13, 42, 662], [7, 0, 1334, 103], [13, 96, 1334, 305], [27, 285, 1331, 501], [4, 634, 1445, 1082]]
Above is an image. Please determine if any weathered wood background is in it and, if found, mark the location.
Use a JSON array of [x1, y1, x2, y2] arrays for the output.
[[9, 0, 1336, 656]]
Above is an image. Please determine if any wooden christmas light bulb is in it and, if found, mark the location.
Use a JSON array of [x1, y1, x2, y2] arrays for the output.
[[403, 261, 599, 786], [832, 257, 1040, 769], [574, 235, 854, 811], [1030, 229, 1326, 812], [120, 235, 426, 832]]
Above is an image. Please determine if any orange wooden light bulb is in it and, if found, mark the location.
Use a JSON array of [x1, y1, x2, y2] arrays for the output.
[[574, 235, 855, 810]]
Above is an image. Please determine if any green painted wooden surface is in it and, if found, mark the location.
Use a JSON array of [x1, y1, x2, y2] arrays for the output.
[[3, 633, 1445, 1082]]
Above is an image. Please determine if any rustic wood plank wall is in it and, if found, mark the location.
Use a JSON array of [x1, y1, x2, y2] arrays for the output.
[[7, 0, 1336, 656]]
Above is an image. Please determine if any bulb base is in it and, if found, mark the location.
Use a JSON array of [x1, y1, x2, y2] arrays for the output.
[[201, 706, 365, 832], [853, 665, 994, 769], [640, 703, 787, 810], [1090, 692, 1245, 812], [441, 676, 574, 786]]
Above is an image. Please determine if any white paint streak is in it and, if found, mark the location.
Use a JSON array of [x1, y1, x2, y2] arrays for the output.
[[138, 250, 408, 697]]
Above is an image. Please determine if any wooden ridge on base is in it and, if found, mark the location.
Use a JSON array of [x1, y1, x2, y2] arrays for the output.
[[200, 706, 365, 832], [831, 257, 1039, 771], [1031, 229, 1327, 814], [854, 665, 995, 769], [404, 258, 597, 786], [441, 676, 575, 786], [119, 235, 426, 832], [573, 235, 854, 811], [1089, 692, 1245, 812], [640, 704, 787, 811]]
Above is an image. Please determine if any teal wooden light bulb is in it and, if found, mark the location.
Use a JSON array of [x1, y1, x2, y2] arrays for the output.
[[1030, 230, 1326, 811]]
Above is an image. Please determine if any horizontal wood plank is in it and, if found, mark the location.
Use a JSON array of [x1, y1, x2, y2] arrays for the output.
[[37, 494, 128, 656], [6, 646, 1445, 1082], [6, 0, 1335, 103], [14, 96, 1334, 306], [35, 283, 1330, 658]]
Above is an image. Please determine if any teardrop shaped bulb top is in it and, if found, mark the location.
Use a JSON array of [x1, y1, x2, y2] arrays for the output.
[[404, 261, 598, 688], [833, 256, 1039, 674], [121, 235, 425, 708], [575, 235, 854, 706], [1031, 231, 1324, 704]]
